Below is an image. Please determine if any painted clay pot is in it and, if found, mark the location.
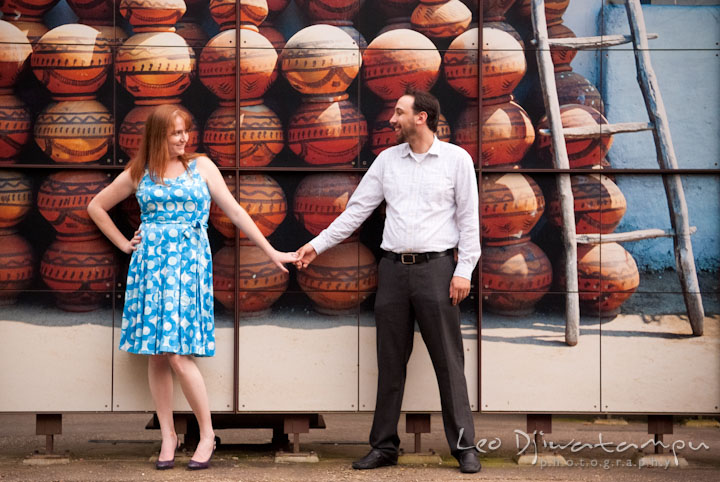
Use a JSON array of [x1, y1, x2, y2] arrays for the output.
[[377, 19, 414, 35], [483, 0, 516, 22], [32, 24, 112, 99], [0, 233, 33, 305], [115, 32, 195, 104], [119, 0, 186, 32], [66, 0, 114, 24], [37, 170, 110, 239], [0, 170, 32, 231], [209, 173, 287, 239], [482, 240, 552, 315], [213, 243, 289, 316], [371, 102, 450, 155], [281, 24, 361, 96], [481, 99, 534, 168], [0, 94, 32, 160], [295, 0, 364, 21], [0, 0, 59, 22], [0, 20, 33, 94], [199, 29, 237, 102], [40, 237, 117, 312], [482, 25, 526, 103], [297, 241, 378, 315], [374, 0, 419, 19], [481, 173, 544, 245], [34, 100, 114, 164], [515, 0, 569, 26], [331, 21, 368, 52], [239, 29, 278, 100], [176, 20, 210, 51], [363, 29, 441, 101], [548, 23, 576, 71], [267, 0, 290, 18], [526, 70, 605, 121], [203, 105, 235, 167], [237, 100, 284, 167], [484, 20, 523, 47], [453, 100, 479, 165], [548, 174, 627, 234], [2, 18, 49, 47], [444, 27, 478, 98], [239, 0, 269, 27], [287, 94, 367, 167], [576, 242, 639, 317], [259, 21, 286, 51], [119, 104, 198, 161], [209, 0, 236, 30], [293, 173, 362, 238], [411, 0, 472, 39], [536, 104, 613, 169]]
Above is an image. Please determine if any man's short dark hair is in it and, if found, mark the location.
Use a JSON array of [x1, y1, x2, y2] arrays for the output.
[[405, 88, 440, 133]]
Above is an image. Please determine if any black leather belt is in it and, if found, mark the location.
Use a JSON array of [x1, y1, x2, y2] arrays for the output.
[[383, 249, 454, 265]]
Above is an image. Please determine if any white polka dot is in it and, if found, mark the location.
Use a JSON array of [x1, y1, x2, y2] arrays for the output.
[[184, 201, 196, 211], [208, 342, 215, 351], [144, 306, 152, 315], [163, 322, 172, 331], [169, 228, 178, 237], [167, 276, 176, 285], [147, 260, 155, 269], [168, 256, 177, 266], [142, 326, 151, 335], [165, 202, 176, 210], [154, 189, 163, 197], [148, 232, 156, 241], [175, 188, 184, 197], [165, 301, 174, 311]]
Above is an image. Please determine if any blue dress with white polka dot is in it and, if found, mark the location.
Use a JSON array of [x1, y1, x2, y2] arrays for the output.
[[119, 159, 215, 357]]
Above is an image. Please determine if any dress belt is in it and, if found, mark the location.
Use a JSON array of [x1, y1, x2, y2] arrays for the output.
[[383, 249, 455, 265]]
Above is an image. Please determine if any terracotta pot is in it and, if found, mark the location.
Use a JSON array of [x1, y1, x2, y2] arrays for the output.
[[239, 28, 278, 100], [411, 0, 472, 39], [576, 242, 639, 317], [483, 0, 516, 22], [555, 71, 604, 115], [515, 0, 569, 27], [295, 0, 364, 21], [444, 27, 478, 98], [209, 0, 236, 30], [536, 104, 613, 169], [259, 21, 286, 51], [483, 20, 523, 47], [119, 103, 198, 161], [0, 20, 33, 94], [287, 94, 367, 167], [209, 173, 286, 239], [119, 0, 186, 32], [548, 174, 627, 234], [371, 102, 450, 155], [267, 0, 291, 18], [363, 29, 441, 101], [374, 0, 419, 19], [34, 100, 114, 164], [293, 173, 362, 237], [0, 232, 33, 305], [37, 170, 110, 239], [66, 0, 115, 25], [452, 100, 479, 165], [480, 99, 534, 168], [330, 21, 368, 52], [481, 240, 552, 315], [0, 94, 32, 160], [482, 25, 526, 103], [213, 243, 289, 316], [0, 0, 59, 22], [281, 24, 361, 96], [481, 173, 544, 245], [297, 241, 378, 315], [199, 29, 237, 102], [238, 100, 284, 167], [115, 32, 195, 104], [203, 105, 235, 167], [239, 0, 269, 27], [548, 23, 576, 72], [2, 18, 49, 47], [0, 170, 32, 231], [176, 20, 210, 51]]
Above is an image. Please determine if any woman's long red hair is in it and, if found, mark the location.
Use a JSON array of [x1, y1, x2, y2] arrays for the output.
[[126, 104, 193, 184]]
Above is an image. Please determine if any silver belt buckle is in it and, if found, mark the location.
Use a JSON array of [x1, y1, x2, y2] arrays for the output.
[[400, 253, 416, 265]]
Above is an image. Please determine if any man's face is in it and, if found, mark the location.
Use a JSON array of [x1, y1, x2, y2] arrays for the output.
[[389, 95, 419, 144]]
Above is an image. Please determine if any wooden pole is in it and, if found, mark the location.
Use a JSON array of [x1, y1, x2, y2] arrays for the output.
[[531, 0, 579, 346], [625, 0, 704, 336]]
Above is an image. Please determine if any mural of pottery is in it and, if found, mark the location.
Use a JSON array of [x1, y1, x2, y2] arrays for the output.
[[199, 29, 237, 102], [484, 20, 523, 46], [0, 20, 33, 94], [481, 99, 534, 168], [259, 22, 286, 51], [176, 20, 210, 50], [576, 242, 640, 317], [0, 232, 33, 305], [66, 0, 115, 25], [295, 0, 364, 21], [119, 0, 186, 32], [293, 173, 362, 238], [483, 0, 516, 22], [34, 100, 114, 164], [267, 0, 290, 18], [209, 0, 236, 30], [40, 237, 118, 312], [481, 173, 544, 246], [0, 170, 32, 231], [482, 25, 526, 103], [526, 70, 605, 121], [37, 170, 110, 239], [203, 105, 236, 167], [239, 29, 278, 100], [239, 0, 269, 27], [115, 32, 196, 104], [213, 243, 289, 316], [238, 100, 284, 167], [444, 27, 478, 98], [482, 240, 552, 315], [548, 23, 576, 72], [331, 21, 368, 52], [32, 24, 112, 99], [0, 0, 59, 22], [2, 18, 49, 47], [288, 94, 367, 167], [374, 0, 419, 19], [371, 103, 450, 155], [411, 0, 472, 39], [515, 0, 569, 27], [0, 94, 32, 161], [453, 100, 478, 165], [297, 241, 378, 315], [548, 174, 627, 235], [281, 24, 361, 96], [119, 104, 199, 161], [120, 195, 141, 231], [536, 104, 613, 169], [363, 29, 441, 101]]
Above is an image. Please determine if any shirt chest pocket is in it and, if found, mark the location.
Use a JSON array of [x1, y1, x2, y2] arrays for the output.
[[420, 174, 454, 206]]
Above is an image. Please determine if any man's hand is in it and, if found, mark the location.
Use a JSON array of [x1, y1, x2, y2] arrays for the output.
[[295, 243, 317, 270], [449, 276, 471, 306]]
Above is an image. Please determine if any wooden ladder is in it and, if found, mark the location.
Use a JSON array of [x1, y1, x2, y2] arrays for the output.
[[530, 0, 704, 346]]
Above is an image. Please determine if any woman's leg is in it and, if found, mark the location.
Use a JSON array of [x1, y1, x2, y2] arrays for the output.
[[148, 355, 178, 461], [167, 354, 215, 461]]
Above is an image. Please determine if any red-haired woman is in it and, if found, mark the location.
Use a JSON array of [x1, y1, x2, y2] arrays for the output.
[[88, 104, 296, 470]]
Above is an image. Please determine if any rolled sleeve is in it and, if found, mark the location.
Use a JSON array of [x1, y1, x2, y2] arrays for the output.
[[453, 152, 481, 280]]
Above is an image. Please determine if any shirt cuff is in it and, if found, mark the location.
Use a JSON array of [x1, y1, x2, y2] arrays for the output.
[[453, 263, 474, 281], [308, 237, 329, 256]]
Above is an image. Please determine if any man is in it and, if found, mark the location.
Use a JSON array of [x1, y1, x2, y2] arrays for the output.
[[295, 90, 481, 473]]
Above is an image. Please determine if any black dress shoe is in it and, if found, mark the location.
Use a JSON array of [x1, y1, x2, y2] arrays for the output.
[[352, 449, 398, 470], [155, 457, 174, 470], [457, 450, 481, 473], [187, 442, 215, 470]]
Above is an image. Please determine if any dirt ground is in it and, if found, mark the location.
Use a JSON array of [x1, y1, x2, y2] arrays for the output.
[[1, 412, 719, 481]]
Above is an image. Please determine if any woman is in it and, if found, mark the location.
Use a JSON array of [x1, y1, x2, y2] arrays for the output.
[[88, 104, 296, 470]]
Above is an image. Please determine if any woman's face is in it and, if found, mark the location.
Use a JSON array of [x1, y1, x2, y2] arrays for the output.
[[166, 115, 188, 159]]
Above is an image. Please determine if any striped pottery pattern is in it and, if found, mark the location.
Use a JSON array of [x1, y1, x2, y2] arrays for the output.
[[0, 232, 33, 305], [293, 173, 362, 236], [481, 100, 534, 167], [0, 170, 32, 230], [482, 26, 526, 102], [0, 94, 31, 160], [411, 0, 471, 39], [481, 173, 544, 246], [444, 27, 478, 98], [119, 0, 186, 32]]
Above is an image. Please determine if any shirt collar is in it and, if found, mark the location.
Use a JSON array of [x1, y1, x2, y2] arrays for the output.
[[401, 136, 440, 161]]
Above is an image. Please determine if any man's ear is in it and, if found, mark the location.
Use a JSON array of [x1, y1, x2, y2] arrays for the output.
[[416, 110, 428, 126]]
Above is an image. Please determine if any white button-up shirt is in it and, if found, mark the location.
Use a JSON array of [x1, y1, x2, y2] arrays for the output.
[[310, 137, 481, 280]]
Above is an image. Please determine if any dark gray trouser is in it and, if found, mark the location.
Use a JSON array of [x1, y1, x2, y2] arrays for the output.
[[369, 255, 475, 457]]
